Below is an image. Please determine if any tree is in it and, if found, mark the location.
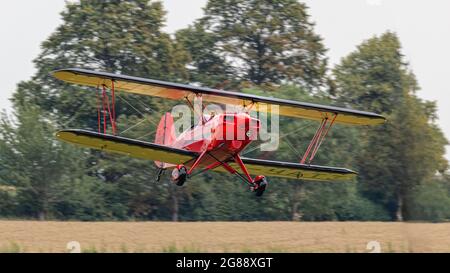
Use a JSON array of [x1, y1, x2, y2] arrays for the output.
[[7, 0, 193, 221], [333, 32, 407, 114], [407, 175, 450, 222], [176, 22, 232, 88], [0, 104, 90, 220], [333, 32, 448, 220], [4, 1, 448, 223], [178, 0, 328, 89], [12, 0, 190, 129], [239, 85, 368, 221], [173, 0, 332, 220]]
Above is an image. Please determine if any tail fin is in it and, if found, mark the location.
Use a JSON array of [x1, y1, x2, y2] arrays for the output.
[[154, 112, 177, 169]]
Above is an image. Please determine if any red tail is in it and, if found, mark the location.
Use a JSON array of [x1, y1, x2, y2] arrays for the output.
[[154, 112, 177, 168]]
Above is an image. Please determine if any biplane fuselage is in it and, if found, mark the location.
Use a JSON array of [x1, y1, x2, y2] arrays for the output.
[[154, 112, 263, 185], [172, 113, 259, 165]]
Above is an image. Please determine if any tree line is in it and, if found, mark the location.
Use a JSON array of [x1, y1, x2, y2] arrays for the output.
[[0, 0, 448, 222]]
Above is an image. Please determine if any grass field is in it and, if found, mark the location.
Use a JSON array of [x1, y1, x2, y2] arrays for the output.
[[0, 221, 449, 253]]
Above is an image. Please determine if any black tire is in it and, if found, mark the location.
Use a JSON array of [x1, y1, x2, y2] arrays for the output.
[[172, 166, 187, 186], [255, 178, 268, 197]]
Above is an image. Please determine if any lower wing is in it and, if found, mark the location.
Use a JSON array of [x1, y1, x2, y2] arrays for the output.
[[226, 158, 356, 181], [56, 129, 356, 182], [56, 129, 195, 165]]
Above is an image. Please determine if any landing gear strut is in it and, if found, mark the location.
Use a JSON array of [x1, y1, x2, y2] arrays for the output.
[[251, 175, 268, 197], [155, 168, 165, 182], [171, 165, 187, 186]]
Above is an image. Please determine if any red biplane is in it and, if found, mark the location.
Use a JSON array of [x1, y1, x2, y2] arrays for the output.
[[52, 68, 385, 197]]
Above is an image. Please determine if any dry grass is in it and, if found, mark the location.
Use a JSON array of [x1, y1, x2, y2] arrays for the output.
[[1, 221, 450, 253]]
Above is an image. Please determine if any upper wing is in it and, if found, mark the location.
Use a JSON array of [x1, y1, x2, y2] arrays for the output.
[[218, 157, 357, 182], [52, 68, 386, 126], [56, 129, 196, 164]]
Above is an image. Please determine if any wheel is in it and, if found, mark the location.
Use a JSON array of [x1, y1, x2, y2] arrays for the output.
[[171, 165, 187, 186], [253, 175, 268, 197]]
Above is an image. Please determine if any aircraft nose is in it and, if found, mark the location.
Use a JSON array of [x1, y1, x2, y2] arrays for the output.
[[235, 113, 248, 140], [235, 113, 259, 140], [221, 113, 259, 141]]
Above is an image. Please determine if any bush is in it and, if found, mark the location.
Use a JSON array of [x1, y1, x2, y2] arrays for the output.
[[407, 181, 450, 222], [0, 188, 17, 217], [300, 183, 390, 221]]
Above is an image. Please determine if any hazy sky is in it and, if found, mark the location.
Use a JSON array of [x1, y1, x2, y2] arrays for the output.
[[0, 0, 448, 159]]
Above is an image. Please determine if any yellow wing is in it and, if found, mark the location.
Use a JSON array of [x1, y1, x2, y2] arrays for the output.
[[56, 129, 195, 164], [56, 129, 355, 182], [53, 68, 386, 126], [220, 158, 357, 181]]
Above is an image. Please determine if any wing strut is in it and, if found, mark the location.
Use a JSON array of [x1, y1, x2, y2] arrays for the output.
[[233, 155, 254, 183], [185, 94, 207, 125], [96, 80, 117, 135], [300, 114, 337, 164]]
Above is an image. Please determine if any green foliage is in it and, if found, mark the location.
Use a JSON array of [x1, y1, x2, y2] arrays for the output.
[[333, 32, 409, 114], [12, 0, 189, 130], [298, 182, 389, 221], [333, 32, 448, 220], [0, 105, 92, 220], [0, 189, 17, 217], [0, 1, 447, 222], [176, 22, 232, 88], [4, 0, 190, 221], [177, 0, 328, 89], [406, 177, 450, 222]]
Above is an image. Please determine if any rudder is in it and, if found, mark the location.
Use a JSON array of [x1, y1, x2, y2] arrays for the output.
[[154, 112, 177, 168]]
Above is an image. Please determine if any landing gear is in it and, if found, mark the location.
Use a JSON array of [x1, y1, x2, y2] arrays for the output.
[[171, 165, 187, 186], [155, 168, 165, 182], [251, 175, 268, 197]]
